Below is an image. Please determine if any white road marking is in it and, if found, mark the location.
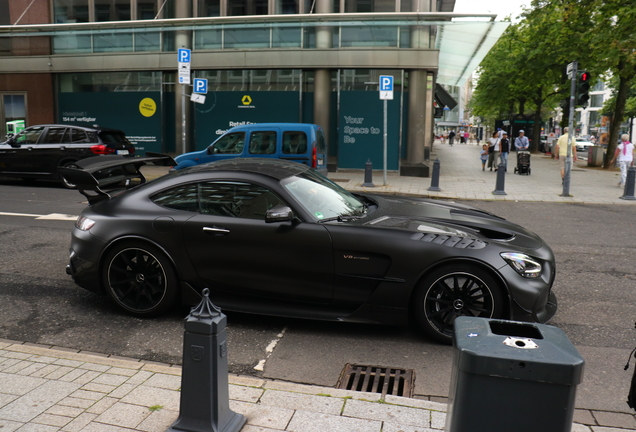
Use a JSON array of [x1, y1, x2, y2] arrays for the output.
[[253, 328, 287, 372], [0, 212, 77, 221]]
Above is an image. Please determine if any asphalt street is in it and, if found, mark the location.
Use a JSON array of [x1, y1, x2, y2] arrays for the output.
[[0, 160, 635, 416]]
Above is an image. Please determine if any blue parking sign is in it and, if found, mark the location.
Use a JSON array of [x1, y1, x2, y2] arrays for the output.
[[193, 78, 208, 94], [178, 48, 191, 63], [380, 75, 393, 91]]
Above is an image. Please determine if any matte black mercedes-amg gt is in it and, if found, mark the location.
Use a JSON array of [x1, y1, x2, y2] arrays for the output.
[[63, 155, 557, 343]]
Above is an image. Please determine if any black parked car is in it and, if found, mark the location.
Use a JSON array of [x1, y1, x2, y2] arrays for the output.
[[63, 156, 557, 343], [0, 124, 135, 188]]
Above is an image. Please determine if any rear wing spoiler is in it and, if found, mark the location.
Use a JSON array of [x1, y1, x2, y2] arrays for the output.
[[58, 152, 176, 205]]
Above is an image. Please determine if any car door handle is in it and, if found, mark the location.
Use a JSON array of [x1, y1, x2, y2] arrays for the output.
[[203, 226, 230, 234]]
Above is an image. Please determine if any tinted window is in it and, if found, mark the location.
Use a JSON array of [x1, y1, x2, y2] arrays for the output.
[[152, 181, 284, 220], [99, 131, 128, 144], [43, 127, 67, 144], [14, 127, 44, 145], [316, 129, 327, 153], [282, 131, 307, 154], [70, 129, 90, 143], [249, 131, 277, 155], [211, 132, 245, 154]]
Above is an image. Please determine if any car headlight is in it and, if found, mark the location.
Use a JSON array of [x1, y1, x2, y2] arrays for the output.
[[501, 252, 542, 278], [75, 215, 96, 231]]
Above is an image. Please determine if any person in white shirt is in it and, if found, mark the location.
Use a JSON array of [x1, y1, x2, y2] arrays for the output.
[[610, 134, 635, 187]]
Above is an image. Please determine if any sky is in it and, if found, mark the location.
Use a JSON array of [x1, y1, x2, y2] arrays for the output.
[[453, 0, 529, 21]]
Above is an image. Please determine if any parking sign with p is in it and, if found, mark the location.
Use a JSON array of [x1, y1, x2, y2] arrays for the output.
[[193, 78, 208, 94], [379, 75, 394, 100]]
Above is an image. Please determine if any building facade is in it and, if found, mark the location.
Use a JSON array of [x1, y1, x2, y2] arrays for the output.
[[0, 0, 506, 173]]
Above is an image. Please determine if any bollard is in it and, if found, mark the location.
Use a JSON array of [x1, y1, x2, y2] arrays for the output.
[[492, 162, 507, 195], [621, 166, 636, 200], [428, 158, 441, 191], [167, 288, 246, 432], [361, 159, 374, 187]]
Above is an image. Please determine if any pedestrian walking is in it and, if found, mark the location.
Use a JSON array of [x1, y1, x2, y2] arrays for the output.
[[487, 131, 500, 171], [480, 144, 489, 171], [555, 127, 578, 184], [500, 131, 510, 172], [448, 130, 456, 146], [463, 131, 470, 144], [610, 134, 635, 187], [514, 130, 529, 151]]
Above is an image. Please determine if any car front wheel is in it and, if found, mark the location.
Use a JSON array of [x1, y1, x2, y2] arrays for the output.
[[102, 242, 178, 317], [413, 265, 504, 344]]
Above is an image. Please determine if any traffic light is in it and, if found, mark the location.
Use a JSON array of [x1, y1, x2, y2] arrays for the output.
[[576, 71, 591, 107]]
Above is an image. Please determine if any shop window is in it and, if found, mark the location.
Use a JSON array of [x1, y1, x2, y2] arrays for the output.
[[95, 0, 131, 21], [53, 0, 90, 23], [2, 94, 27, 138], [137, 0, 157, 19], [275, 0, 299, 14], [198, 0, 221, 16]]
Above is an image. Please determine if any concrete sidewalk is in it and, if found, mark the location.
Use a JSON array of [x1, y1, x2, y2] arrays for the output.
[[142, 140, 632, 205], [0, 339, 625, 432]]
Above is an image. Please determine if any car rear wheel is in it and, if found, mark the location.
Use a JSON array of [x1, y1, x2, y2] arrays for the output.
[[60, 162, 79, 189], [102, 242, 178, 317], [413, 264, 504, 344]]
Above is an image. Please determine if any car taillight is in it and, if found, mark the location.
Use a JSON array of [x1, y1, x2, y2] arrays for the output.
[[129, 146, 135, 155], [90, 145, 115, 155], [311, 146, 317, 168]]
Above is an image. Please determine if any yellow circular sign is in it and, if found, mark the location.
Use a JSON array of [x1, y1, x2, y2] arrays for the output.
[[139, 98, 157, 117]]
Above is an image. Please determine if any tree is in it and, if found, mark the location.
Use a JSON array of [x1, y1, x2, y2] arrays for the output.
[[588, 0, 636, 168]]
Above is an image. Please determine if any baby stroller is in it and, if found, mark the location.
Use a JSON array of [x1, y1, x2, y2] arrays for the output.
[[514, 151, 531, 175]]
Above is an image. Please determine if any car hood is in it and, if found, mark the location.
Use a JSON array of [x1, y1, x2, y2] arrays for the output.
[[359, 195, 545, 250]]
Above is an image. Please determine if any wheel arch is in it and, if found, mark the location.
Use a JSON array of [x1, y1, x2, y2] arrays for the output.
[[98, 235, 181, 290], [56, 158, 80, 178], [408, 257, 513, 321]]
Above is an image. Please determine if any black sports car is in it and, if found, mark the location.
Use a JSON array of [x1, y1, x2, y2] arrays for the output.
[[63, 155, 557, 343]]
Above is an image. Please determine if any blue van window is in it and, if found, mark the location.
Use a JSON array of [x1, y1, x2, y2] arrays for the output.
[[282, 131, 307, 154], [248, 131, 277, 155], [211, 132, 245, 154]]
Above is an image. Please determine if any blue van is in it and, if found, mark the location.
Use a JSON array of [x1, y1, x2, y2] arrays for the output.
[[173, 123, 328, 175]]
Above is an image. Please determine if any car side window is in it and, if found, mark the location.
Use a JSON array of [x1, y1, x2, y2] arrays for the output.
[[13, 127, 44, 145], [42, 127, 66, 144], [70, 129, 90, 143], [198, 181, 285, 219], [211, 132, 245, 154], [151, 181, 285, 220], [282, 131, 307, 154], [248, 131, 277, 155]]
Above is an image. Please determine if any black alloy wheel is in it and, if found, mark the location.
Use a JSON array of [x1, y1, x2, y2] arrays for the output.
[[414, 265, 504, 344], [60, 162, 79, 189], [103, 242, 178, 317]]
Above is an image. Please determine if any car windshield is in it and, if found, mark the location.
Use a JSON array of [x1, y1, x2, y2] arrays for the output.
[[281, 170, 365, 221]]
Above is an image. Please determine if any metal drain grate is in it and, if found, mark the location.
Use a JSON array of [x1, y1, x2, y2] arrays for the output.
[[336, 364, 415, 398]]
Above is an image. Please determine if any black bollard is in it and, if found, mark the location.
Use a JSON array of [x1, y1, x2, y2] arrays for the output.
[[621, 166, 636, 200], [361, 159, 374, 187], [428, 158, 441, 191], [167, 288, 246, 432], [492, 162, 507, 195]]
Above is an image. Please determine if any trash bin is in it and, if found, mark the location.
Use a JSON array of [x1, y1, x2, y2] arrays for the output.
[[588, 146, 604, 167], [445, 317, 584, 432]]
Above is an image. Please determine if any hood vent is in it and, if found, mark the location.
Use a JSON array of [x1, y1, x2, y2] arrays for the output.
[[411, 232, 487, 249]]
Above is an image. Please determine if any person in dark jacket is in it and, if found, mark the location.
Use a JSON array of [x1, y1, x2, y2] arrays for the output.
[[499, 131, 510, 172], [448, 130, 456, 146]]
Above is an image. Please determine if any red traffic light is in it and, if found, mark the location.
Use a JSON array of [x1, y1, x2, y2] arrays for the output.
[[580, 71, 590, 82]]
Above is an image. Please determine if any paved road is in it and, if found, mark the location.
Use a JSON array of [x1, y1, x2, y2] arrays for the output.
[[1, 149, 635, 416]]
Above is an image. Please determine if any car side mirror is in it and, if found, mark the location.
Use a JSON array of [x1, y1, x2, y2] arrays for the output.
[[7, 136, 19, 147], [265, 205, 294, 223], [206, 146, 213, 155]]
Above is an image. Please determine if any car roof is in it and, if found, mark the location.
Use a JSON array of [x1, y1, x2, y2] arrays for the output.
[[179, 157, 311, 180], [228, 123, 320, 131]]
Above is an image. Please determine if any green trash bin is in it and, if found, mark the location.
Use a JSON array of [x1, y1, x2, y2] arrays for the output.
[[445, 317, 584, 432]]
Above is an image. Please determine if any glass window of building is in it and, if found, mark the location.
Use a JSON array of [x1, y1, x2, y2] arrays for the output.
[[592, 81, 605, 92], [590, 94, 603, 108], [53, 0, 90, 22], [275, 0, 299, 13], [198, 0, 221, 16], [137, 0, 157, 19], [589, 110, 599, 126], [345, 0, 395, 12], [228, 0, 268, 15], [304, 0, 340, 13], [95, 0, 131, 21], [2, 94, 27, 133]]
